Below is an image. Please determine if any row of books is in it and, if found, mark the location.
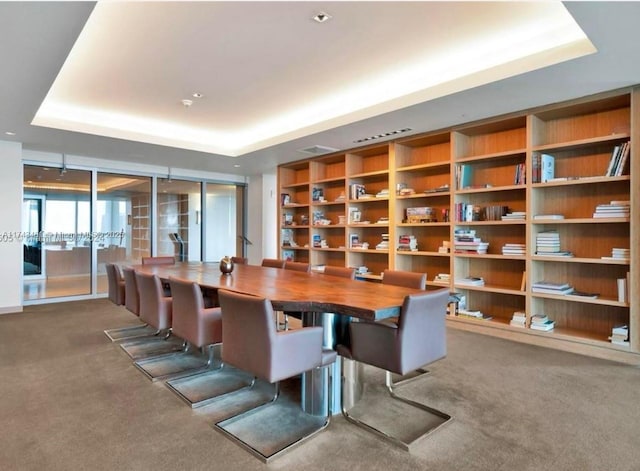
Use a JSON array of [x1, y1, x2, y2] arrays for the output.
[[513, 162, 526, 185], [593, 200, 630, 218], [453, 203, 509, 222], [532, 153, 555, 183], [605, 141, 630, 177], [397, 234, 418, 251]]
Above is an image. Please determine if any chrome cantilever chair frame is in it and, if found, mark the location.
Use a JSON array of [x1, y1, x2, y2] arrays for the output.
[[339, 289, 452, 450], [214, 289, 335, 463]]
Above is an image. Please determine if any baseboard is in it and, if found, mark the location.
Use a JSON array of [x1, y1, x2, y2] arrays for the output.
[[0, 305, 23, 315]]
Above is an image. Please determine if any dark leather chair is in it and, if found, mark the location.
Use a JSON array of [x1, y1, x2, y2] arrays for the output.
[[104, 264, 156, 342], [119, 271, 182, 361], [106, 263, 125, 305], [323, 266, 356, 279], [382, 269, 426, 289], [338, 289, 452, 449], [281, 261, 311, 329], [215, 289, 336, 462], [261, 258, 285, 269], [135, 276, 228, 384]]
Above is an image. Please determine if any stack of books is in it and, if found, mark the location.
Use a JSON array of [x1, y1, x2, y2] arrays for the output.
[[530, 314, 555, 332], [510, 311, 527, 328], [375, 189, 390, 198], [433, 273, 450, 285], [397, 234, 418, 251], [453, 229, 489, 254], [457, 308, 489, 320], [608, 325, 629, 347], [531, 281, 574, 295], [501, 211, 526, 221], [535, 231, 573, 257], [502, 243, 526, 255], [593, 201, 630, 218], [602, 247, 630, 262], [375, 233, 390, 251], [455, 276, 485, 287], [438, 240, 451, 254]]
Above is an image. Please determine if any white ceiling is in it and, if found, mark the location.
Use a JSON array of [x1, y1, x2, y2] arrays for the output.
[[2, 2, 640, 177]]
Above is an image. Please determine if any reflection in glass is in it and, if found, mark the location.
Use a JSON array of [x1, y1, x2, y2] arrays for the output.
[[157, 178, 201, 261]]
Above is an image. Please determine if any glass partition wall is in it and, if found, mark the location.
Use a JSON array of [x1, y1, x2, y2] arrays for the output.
[[23, 165, 245, 303]]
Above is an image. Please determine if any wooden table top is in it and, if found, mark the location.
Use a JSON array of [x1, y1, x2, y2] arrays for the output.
[[132, 262, 429, 321]]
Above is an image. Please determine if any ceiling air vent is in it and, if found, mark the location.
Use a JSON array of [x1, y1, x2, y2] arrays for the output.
[[297, 145, 340, 155], [353, 127, 413, 144]]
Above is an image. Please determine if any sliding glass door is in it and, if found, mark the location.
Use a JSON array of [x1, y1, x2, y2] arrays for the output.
[[23, 165, 92, 300]]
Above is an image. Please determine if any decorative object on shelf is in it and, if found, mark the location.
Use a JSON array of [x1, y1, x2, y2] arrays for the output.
[[219, 256, 234, 275], [405, 207, 436, 223], [281, 193, 290, 206], [312, 187, 325, 202]]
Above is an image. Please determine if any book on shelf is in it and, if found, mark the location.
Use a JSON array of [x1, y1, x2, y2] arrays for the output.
[[514, 162, 526, 185], [532, 281, 574, 295], [282, 249, 295, 262], [510, 311, 527, 328], [456, 276, 485, 287], [614, 141, 631, 176], [501, 211, 526, 221], [455, 164, 473, 190], [567, 290, 599, 299], [617, 277, 628, 303], [533, 214, 565, 220], [530, 320, 555, 332], [541, 154, 555, 183], [312, 187, 324, 202], [612, 324, 629, 337]]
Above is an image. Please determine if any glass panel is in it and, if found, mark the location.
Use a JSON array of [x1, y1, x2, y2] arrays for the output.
[[204, 183, 239, 262], [157, 178, 201, 261], [96, 172, 152, 294], [23, 165, 92, 300]]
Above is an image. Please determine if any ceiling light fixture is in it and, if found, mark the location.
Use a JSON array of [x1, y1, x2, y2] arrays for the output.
[[192, 92, 204, 98], [181, 99, 193, 107], [5, 131, 16, 136], [233, 164, 241, 168], [312, 12, 332, 23], [353, 128, 413, 144]]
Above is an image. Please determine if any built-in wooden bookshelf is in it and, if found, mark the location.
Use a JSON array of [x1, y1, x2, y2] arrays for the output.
[[277, 87, 639, 364]]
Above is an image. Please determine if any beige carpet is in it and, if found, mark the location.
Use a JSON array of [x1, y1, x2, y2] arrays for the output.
[[1, 299, 639, 470]]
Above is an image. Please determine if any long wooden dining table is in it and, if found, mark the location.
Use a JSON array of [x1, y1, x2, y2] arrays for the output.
[[133, 261, 427, 321], [131, 261, 433, 415]]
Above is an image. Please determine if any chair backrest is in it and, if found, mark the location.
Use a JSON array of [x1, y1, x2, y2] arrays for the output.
[[218, 290, 277, 380], [382, 269, 426, 289], [261, 258, 285, 269], [169, 277, 221, 347], [142, 256, 176, 266], [231, 256, 248, 265], [284, 261, 310, 273], [323, 266, 356, 279], [106, 263, 125, 305], [218, 289, 324, 383], [122, 267, 140, 315], [396, 289, 449, 373], [135, 271, 172, 330]]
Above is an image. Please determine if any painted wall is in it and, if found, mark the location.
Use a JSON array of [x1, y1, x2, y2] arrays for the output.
[[0, 141, 24, 313], [246, 173, 277, 264]]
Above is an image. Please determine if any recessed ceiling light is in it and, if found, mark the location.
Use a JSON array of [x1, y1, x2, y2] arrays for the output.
[[353, 128, 413, 144], [181, 99, 193, 107], [312, 12, 332, 23], [192, 92, 204, 98], [5, 131, 16, 136], [233, 164, 241, 168]]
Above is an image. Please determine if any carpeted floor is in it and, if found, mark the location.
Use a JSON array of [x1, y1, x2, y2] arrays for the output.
[[1, 299, 639, 470]]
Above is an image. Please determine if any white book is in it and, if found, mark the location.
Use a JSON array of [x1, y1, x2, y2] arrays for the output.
[[617, 278, 627, 303], [541, 154, 555, 182]]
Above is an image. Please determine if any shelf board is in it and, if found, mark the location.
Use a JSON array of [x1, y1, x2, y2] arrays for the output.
[[312, 176, 346, 184], [311, 247, 346, 252], [281, 225, 310, 230], [456, 148, 527, 163], [531, 217, 630, 224], [454, 220, 526, 226], [532, 175, 630, 187], [397, 222, 450, 227], [280, 246, 309, 251], [348, 197, 389, 203], [396, 161, 450, 172], [531, 293, 627, 307], [532, 133, 631, 153], [456, 184, 525, 194], [348, 249, 389, 254], [281, 181, 310, 189], [454, 284, 525, 296], [397, 192, 451, 200], [454, 253, 526, 260], [397, 250, 450, 257], [311, 224, 346, 229], [349, 170, 389, 178], [347, 223, 389, 228], [282, 203, 309, 209], [532, 256, 630, 265], [311, 200, 346, 206]]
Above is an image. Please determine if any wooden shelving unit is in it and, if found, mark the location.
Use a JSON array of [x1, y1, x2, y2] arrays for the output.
[[277, 87, 640, 364]]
